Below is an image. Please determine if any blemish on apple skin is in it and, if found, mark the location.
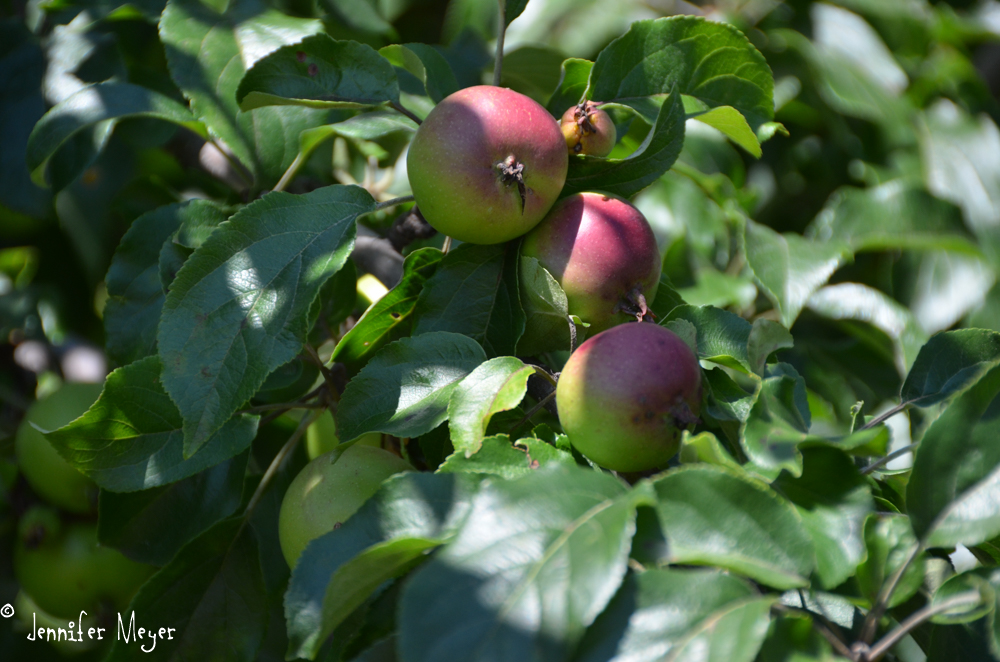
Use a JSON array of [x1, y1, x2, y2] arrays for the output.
[[307, 63, 319, 76]]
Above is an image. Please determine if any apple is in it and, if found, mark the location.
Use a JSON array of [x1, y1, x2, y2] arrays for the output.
[[305, 410, 382, 460], [555, 323, 701, 472], [520, 192, 661, 337], [278, 444, 411, 567], [406, 85, 568, 244], [14, 510, 154, 619], [16, 382, 102, 514], [560, 101, 616, 156]]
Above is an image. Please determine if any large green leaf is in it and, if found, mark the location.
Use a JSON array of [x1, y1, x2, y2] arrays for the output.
[[546, 58, 592, 117], [237, 35, 400, 111], [515, 255, 573, 355], [447, 357, 534, 457], [561, 90, 685, 199], [588, 16, 774, 132], [331, 247, 443, 375], [104, 518, 266, 662], [97, 452, 248, 565], [159, 0, 326, 183], [663, 304, 753, 374], [25, 82, 205, 187], [380, 43, 458, 104], [412, 243, 525, 358], [745, 219, 851, 328], [104, 200, 230, 368], [576, 569, 769, 662], [336, 332, 486, 442], [437, 435, 576, 478], [900, 329, 1000, 409], [157, 185, 371, 456], [285, 472, 482, 659], [46, 356, 258, 491], [908, 365, 1000, 547], [398, 465, 638, 662], [808, 182, 979, 255], [773, 446, 873, 589], [650, 465, 815, 589]]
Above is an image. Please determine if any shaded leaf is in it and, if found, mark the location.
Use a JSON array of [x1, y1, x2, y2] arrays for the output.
[[546, 58, 592, 117], [742, 363, 811, 479], [47, 356, 258, 492], [157, 185, 371, 455], [901, 329, 1000, 409], [856, 514, 926, 609], [663, 304, 753, 374], [748, 318, 794, 377], [336, 332, 486, 442], [380, 43, 458, 104]]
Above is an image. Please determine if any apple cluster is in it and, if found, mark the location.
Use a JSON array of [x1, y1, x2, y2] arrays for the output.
[[406, 84, 703, 473]]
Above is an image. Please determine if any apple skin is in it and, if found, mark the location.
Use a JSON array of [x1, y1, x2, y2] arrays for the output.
[[16, 382, 102, 514], [561, 102, 616, 156], [14, 516, 154, 620], [406, 85, 568, 245], [278, 444, 411, 567], [521, 192, 661, 335], [555, 323, 702, 472], [305, 410, 382, 460]]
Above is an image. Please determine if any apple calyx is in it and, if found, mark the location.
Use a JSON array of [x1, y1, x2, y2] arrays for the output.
[[496, 154, 527, 213], [615, 287, 655, 322]]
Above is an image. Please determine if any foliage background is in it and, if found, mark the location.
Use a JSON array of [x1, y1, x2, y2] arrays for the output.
[[6, 0, 1000, 661]]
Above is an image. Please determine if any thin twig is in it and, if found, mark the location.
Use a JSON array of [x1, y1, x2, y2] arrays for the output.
[[512, 391, 556, 430], [859, 403, 907, 432], [244, 410, 319, 516], [493, 0, 507, 87], [860, 543, 923, 644], [772, 601, 854, 659], [375, 195, 415, 212], [865, 592, 982, 661], [442, 236, 452, 254], [390, 101, 422, 125], [861, 442, 920, 475]]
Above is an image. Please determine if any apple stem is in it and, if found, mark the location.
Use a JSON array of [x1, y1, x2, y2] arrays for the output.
[[493, 0, 506, 86], [442, 236, 453, 254], [390, 101, 422, 125], [375, 195, 415, 212]]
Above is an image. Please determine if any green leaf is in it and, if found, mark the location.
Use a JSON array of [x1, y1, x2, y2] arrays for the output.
[[900, 329, 1000, 409], [679, 431, 743, 471], [807, 282, 928, 377], [667, 598, 774, 662], [856, 514, 926, 608], [908, 365, 1000, 547], [499, 46, 565, 105], [576, 569, 768, 662], [380, 43, 458, 104], [663, 304, 753, 374], [808, 182, 979, 255], [331, 247, 443, 376], [447, 357, 534, 457], [160, 0, 325, 181], [104, 201, 230, 368], [745, 219, 852, 328], [773, 446, 873, 589], [561, 89, 685, 199], [742, 363, 811, 479], [237, 35, 400, 111], [336, 332, 486, 442], [300, 111, 416, 151], [691, 105, 762, 157], [398, 465, 636, 662], [437, 435, 576, 478], [97, 452, 248, 565], [930, 572, 995, 625], [504, 0, 529, 27], [516, 255, 572, 355], [46, 356, 258, 491], [748, 318, 794, 377], [412, 242, 525, 358], [546, 58, 592, 117], [588, 16, 774, 132], [104, 519, 266, 662], [286, 472, 481, 659], [650, 465, 815, 589], [25, 82, 205, 186], [158, 185, 371, 456]]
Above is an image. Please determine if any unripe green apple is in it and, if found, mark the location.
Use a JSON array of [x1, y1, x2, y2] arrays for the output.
[[521, 192, 661, 336], [406, 85, 568, 244], [278, 444, 411, 567], [556, 323, 701, 472], [14, 512, 154, 619], [16, 382, 102, 513], [305, 410, 382, 460], [560, 101, 616, 156]]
